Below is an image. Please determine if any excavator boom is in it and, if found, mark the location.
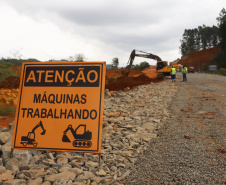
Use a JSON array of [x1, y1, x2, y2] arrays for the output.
[[125, 49, 174, 76], [126, 49, 162, 76], [32, 121, 46, 135]]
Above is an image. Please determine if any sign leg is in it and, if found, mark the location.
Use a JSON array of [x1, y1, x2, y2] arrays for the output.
[[99, 153, 101, 164]]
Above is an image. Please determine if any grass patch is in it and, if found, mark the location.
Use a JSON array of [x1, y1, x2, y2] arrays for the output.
[[205, 68, 226, 76], [0, 104, 16, 116]]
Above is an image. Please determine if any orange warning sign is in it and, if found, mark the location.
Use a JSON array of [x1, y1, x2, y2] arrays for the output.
[[12, 62, 106, 153]]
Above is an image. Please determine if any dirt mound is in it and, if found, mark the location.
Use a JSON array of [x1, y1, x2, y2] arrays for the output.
[[106, 69, 143, 78], [142, 65, 156, 71], [142, 66, 158, 79], [105, 68, 161, 91], [178, 47, 220, 71]]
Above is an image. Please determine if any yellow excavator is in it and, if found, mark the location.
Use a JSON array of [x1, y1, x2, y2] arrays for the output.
[[125, 50, 181, 76]]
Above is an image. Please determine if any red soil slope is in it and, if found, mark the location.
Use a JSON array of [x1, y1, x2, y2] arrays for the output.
[[177, 47, 220, 71], [105, 67, 161, 91]]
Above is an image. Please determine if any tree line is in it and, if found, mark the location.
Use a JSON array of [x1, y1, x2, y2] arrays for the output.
[[180, 25, 220, 56], [210, 8, 226, 69], [0, 52, 87, 89], [111, 57, 150, 71], [180, 8, 226, 58]]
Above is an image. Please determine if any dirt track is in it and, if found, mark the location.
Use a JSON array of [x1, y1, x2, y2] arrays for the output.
[[126, 73, 226, 184]]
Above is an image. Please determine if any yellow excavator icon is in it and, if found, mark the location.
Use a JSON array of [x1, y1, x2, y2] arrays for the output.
[[20, 121, 46, 147]]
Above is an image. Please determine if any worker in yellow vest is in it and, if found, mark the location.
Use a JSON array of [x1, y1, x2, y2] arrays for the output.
[[171, 67, 177, 82], [182, 66, 188, 82]]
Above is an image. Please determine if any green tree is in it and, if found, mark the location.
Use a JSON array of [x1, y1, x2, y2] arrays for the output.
[[68, 53, 85, 62], [219, 22, 226, 49], [112, 57, 119, 69], [139, 61, 150, 70], [131, 61, 149, 70], [1, 58, 23, 66], [180, 28, 200, 56], [131, 64, 140, 70], [75, 53, 85, 62], [217, 8, 226, 49], [210, 8, 226, 69], [216, 8, 226, 26], [0, 61, 18, 83], [211, 50, 226, 68], [27, 58, 40, 62]]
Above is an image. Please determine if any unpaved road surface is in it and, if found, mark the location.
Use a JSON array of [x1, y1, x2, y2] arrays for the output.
[[126, 73, 226, 184]]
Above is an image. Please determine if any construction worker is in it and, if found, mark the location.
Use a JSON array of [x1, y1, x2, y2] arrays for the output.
[[182, 65, 188, 81], [171, 66, 176, 82]]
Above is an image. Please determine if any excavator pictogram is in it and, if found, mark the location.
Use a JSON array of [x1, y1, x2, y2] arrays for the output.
[[62, 124, 92, 148], [20, 121, 46, 147]]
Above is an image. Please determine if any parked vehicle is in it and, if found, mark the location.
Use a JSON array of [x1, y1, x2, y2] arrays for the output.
[[188, 66, 195, 73]]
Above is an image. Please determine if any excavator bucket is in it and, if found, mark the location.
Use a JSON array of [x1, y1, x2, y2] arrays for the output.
[[62, 134, 70, 142], [41, 129, 46, 135]]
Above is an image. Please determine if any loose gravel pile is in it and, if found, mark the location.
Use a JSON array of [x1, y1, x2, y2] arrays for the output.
[[0, 79, 177, 184]]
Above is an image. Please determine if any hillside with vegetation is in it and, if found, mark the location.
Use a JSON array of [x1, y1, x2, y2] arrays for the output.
[[178, 8, 226, 74], [177, 47, 220, 71]]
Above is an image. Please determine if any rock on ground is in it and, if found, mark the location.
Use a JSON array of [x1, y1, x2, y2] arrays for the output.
[[0, 78, 178, 184]]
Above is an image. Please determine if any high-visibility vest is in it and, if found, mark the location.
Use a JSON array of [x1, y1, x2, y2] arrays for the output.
[[183, 67, 188, 73], [171, 68, 176, 75]]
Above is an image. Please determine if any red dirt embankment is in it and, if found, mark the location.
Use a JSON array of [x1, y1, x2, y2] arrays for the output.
[[178, 47, 220, 71], [105, 66, 162, 91]]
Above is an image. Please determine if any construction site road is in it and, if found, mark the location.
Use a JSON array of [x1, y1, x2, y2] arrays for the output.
[[126, 73, 226, 184]]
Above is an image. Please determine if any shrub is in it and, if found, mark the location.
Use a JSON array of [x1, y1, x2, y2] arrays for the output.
[[220, 68, 226, 76], [0, 104, 16, 116]]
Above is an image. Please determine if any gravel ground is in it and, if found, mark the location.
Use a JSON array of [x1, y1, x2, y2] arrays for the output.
[[126, 73, 226, 185]]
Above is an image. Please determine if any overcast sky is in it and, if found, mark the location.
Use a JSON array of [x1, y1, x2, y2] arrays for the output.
[[0, 0, 225, 67]]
